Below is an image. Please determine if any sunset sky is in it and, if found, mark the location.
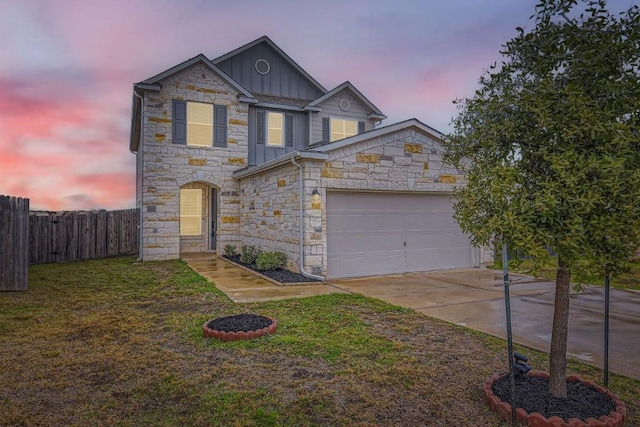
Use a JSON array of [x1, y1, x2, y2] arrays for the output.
[[1, 0, 637, 211]]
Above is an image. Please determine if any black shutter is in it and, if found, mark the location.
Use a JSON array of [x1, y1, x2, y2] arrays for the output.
[[257, 111, 265, 145], [172, 100, 186, 144], [322, 117, 330, 141], [285, 114, 294, 147], [214, 104, 227, 147], [358, 121, 365, 134]]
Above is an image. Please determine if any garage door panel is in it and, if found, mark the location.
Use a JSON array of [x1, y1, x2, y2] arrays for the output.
[[328, 252, 405, 278], [327, 192, 473, 278]]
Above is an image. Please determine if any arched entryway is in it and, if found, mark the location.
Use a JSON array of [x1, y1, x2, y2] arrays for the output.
[[179, 181, 219, 254]]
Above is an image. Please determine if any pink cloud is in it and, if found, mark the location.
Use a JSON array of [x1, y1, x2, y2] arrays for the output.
[[0, 77, 134, 210]]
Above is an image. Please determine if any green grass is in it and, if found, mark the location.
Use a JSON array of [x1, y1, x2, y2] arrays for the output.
[[493, 256, 640, 290], [0, 256, 638, 426]]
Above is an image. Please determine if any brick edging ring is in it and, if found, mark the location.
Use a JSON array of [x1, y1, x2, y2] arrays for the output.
[[203, 316, 278, 342], [483, 371, 626, 426]]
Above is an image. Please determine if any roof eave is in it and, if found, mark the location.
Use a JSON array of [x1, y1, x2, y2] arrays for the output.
[[238, 96, 259, 104], [307, 81, 384, 116], [368, 113, 387, 120], [311, 118, 445, 153], [140, 54, 254, 99], [232, 151, 328, 180], [134, 83, 161, 91]]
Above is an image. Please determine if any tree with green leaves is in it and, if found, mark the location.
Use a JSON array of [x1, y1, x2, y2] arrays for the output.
[[444, 0, 640, 398]]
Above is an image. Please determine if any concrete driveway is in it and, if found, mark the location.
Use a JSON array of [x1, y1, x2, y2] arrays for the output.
[[330, 268, 640, 381]]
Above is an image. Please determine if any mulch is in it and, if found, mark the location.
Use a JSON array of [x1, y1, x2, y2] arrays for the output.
[[492, 374, 616, 421], [224, 255, 321, 283], [206, 314, 273, 333]]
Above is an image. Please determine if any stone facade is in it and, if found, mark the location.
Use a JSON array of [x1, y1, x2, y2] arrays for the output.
[[138, 62, 248, 260], [233, 127, 492, 276], [238, 160, 324, 275], [320, 129, 466, 192]]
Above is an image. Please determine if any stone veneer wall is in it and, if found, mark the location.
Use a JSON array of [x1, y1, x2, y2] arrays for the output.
[[238, 160, 325, 275], [315, 128, 493, 274], [138, 62, 248, 260]]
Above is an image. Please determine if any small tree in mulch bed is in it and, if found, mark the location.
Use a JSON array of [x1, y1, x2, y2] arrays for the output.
[[445, 0, 639, 415]]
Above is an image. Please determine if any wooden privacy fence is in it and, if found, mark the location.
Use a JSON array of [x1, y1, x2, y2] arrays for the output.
[[29, 208, 139, 264], [0, 196, 29, 291]]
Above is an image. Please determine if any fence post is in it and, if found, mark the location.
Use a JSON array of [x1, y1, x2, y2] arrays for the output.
[[0, 195, 29, 291]]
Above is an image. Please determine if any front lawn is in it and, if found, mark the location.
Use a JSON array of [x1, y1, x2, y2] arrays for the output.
[[1, 257, 638, 426]]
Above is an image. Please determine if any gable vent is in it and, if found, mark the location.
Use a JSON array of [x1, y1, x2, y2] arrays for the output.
[[339, 99, 351, 111], [255, 59, 270, 75]]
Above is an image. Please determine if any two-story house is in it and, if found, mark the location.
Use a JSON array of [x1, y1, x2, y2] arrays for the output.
[[130, 36, 489, 279]]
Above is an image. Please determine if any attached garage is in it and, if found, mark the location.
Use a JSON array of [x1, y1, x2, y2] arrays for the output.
[[326, 191, 475, 278]]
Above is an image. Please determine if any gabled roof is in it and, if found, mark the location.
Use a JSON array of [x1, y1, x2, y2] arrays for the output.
[[307, 118, 445, 152], [212, 35, 327, 94], [138, 54, 256, 100], [231, 118, 447, 179], [130, 54, 258, 152], [306, 81, 386, 119]]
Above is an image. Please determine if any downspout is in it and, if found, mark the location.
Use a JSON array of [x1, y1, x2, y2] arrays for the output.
[[291, 156, 325, 281], [133, 89, 144, 261]]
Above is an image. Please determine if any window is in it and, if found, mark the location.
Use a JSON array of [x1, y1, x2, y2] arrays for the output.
[[330, 118, 358, 142], [187, 102, 213, 147], [172, 100, 227, 147], [180, 189, 202, 236], [267, 112, 284, 147]]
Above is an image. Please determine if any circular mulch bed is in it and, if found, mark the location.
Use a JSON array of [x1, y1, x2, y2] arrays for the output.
[[203, 314, 277, 342], [483, 371, 626, 426]]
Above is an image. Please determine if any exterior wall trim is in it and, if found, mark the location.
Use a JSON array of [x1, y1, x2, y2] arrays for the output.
[[232, 151, 328, 180], [311, 118, 446, 153], [140, 54, 254, 99], [306, 81, 385, 118]]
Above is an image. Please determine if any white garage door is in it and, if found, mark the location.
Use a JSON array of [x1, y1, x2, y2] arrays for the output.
[[326, 192, 473, 278]]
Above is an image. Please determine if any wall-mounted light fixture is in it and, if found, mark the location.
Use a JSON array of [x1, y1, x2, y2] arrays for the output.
[[311, 189, 321, 209]]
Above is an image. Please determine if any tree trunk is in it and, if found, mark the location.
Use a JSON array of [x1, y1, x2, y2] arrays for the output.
[[549, 257, 571, 398]]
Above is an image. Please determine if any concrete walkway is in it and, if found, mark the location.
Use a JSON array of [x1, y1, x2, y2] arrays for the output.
[[182, 254, 639, 380], [181, 253, 343, 303]]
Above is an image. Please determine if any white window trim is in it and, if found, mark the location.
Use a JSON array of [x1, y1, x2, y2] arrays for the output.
[[330, 117, 358, 142], [267, 111, 285, 147]]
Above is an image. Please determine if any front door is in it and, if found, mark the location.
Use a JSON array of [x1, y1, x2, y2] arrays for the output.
[[210, 188, 217, 251]]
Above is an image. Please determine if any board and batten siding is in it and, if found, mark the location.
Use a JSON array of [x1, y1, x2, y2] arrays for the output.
[[248, 107, 308, 166], [216, 41, 323, 100], [311, 89, 376, 143]]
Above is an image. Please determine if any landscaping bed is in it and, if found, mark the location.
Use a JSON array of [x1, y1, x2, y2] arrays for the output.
[[487, 372, 625, 425], [203, 314, 278, 342], [224, 254, 321, 283]]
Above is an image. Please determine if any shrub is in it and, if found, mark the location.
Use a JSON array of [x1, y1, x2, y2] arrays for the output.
[[240, 245, 261, 265], [255, 251, 287, 271], [223, 244, 237, 258]]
